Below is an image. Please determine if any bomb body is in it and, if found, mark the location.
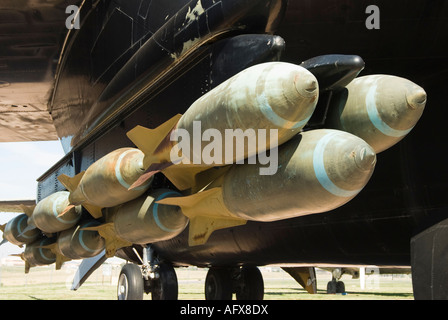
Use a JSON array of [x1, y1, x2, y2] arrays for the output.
[[221, 129, 376, 221], [327, 75, 426, 153], [1, 214, 40, 246], [23, 237, 56, 267], [174, 62, 319, 164], [110, 189, 188, 245], [58, 148, 153, 217], [127, 62, 318, 172], [57, 220, 105, 259], [30, 191, 82, 234], [159, 129, 376, 245]]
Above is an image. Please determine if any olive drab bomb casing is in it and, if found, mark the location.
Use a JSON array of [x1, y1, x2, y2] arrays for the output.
[[76, 189, 188, 258], [29, 191, 82, 234], [58, 148, 153, 218], [23, 237, 56, 269], [109, 189, 188, 245], [158, 129, 377, 245], [326, 75, 427, 153], [57, 220, 105, 259], [221, 129, 376, 220], [126, 62, 319, 190], [175, 62, 319, 163], [1, 213, 40, 246]]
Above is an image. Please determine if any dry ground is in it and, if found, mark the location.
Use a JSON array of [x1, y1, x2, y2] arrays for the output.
[[0, 261, 413, 300]]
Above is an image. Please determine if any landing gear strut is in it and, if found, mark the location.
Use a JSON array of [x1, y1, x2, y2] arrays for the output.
[[326, 268, 346, 294], [117, 246, 178, 300], [205, 266, 264, 300]]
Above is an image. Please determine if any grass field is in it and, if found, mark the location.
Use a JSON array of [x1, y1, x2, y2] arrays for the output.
[[0, 261, 414, 300]]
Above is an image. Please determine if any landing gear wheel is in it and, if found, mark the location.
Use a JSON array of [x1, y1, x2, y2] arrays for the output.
[[151, 262, 178, 300], [117, 264, 144, 300], [326, 279, 346, 294], [336, 281, 345, 293], [205, 267, 233, 300], [327, 280, 337, 294], [236, 267, 264, 300]]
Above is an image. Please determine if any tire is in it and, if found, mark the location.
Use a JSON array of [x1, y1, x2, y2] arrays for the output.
[[117, 264, 144, 300], [151, 262, 178, 300], [336, 281, 346, 294], [205, 267, 233, 300], [236, 267, 264, 300], [327, 280, 337, 294]]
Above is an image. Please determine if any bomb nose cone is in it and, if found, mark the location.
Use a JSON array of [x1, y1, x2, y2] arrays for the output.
[[354, 145, 377, 171], [406, 87, 427, 110], [295, 71, 318, 97]]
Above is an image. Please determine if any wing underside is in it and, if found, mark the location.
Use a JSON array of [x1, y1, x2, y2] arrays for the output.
[[0, 199, 35, 213], [0, 101, 58, 142], [0, 0, 81, 142]]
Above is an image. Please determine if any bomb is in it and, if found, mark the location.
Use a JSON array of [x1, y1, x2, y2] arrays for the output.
[[23, 237, 56, 269], [107, 189, 188, 245], [158, 129, 376, 245], [29, 191, 82, 234], [127, 62, 319, 190], [0, 213, 40, 246], [174, 62, 319, 163], [57, 220, 105, 259], [58, 148, 153, 218], [326, 75, 426, 153]]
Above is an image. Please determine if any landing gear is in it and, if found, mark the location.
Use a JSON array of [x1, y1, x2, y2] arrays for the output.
[[117, 246, 178, 300], [117, 263, 144, 300], [326, 268, 346, 294], [205, 266, 264, 300], [235, 266, 264, 300], [205, 267, 233, 300], [151, 262, 178, 300], [326, 279, 346, 294]]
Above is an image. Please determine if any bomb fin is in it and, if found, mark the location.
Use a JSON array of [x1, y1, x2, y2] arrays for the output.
[[156, 188, 246, 246]]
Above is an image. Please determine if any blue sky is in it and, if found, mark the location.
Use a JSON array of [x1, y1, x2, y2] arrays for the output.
[[0, 140, 65, 258], [0, 140, 65, 200]]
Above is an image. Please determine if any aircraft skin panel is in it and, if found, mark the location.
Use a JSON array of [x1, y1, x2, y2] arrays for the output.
[[49, 0, 282, 153], [0, 104, 58, 142]]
